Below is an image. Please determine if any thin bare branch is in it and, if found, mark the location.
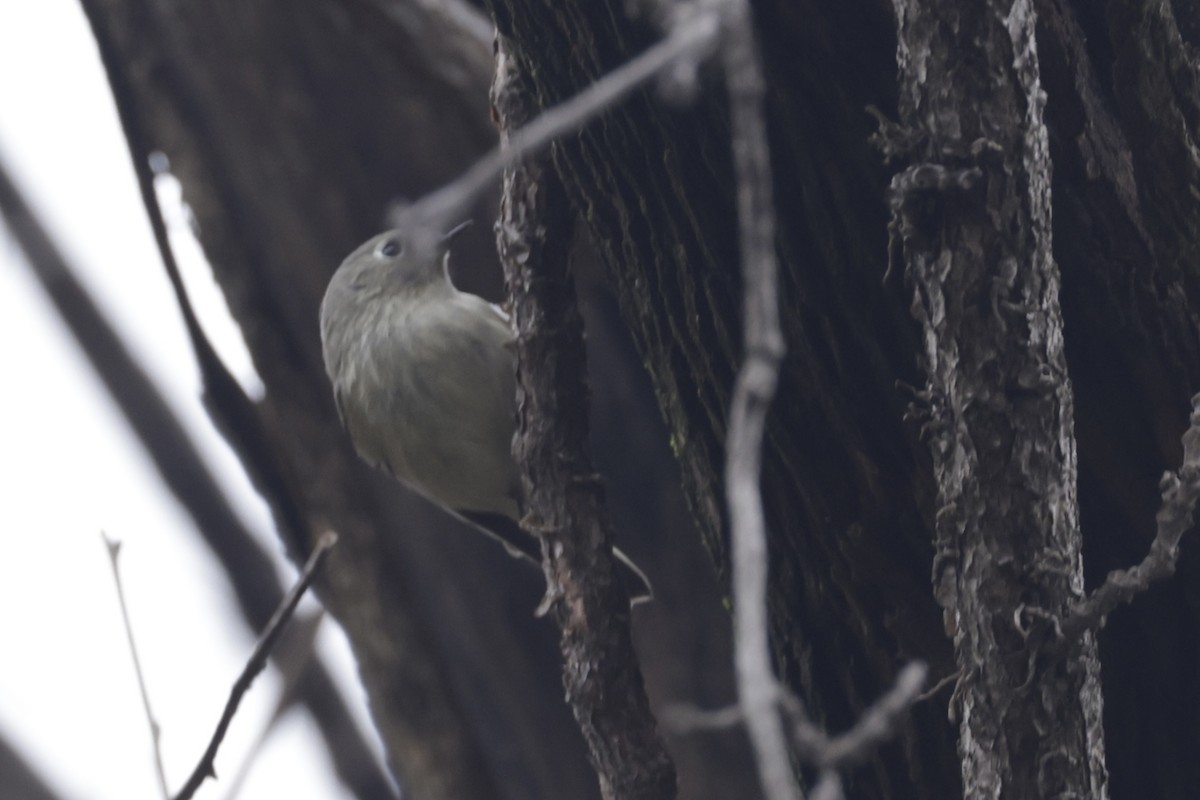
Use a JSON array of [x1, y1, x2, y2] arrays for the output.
[[810, 662, 926, 769], [0, 150, 394, 800], [172, 531, 338, 800], [219, 612, 325, 800], [756, 663, 925, 800], [102, 533, 170, 800], [660, 703, 743, 733], [396, 10, 719, 233], [715, 0, 795, 796], [916, 668, 959, 703], [775, 692, 826, 759], [668, 657, 926, 777], [1062, 392, 1200, 643]]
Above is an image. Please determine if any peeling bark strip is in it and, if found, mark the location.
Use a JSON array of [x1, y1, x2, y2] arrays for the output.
[[491, 35, 678, 800], [888, 2, 1109, 798]]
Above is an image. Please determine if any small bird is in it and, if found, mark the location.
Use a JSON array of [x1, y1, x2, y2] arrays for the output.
[[320, 222, 651, 602]]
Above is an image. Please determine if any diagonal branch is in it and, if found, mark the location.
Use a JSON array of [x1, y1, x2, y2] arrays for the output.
[[0, 154, 396, 800], [0, 735, 67, 800], [173, 531, 338, 800], [396, 10, 718, 234], [76, 0, 313, 555]]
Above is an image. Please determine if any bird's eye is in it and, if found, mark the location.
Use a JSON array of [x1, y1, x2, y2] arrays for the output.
[[378, 239, 402, 257]]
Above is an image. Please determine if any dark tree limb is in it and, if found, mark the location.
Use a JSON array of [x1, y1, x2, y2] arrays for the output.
[[889, 1, 1108, 797], [72, 2, 549, 797], [713, 1, 796, 796], [76, 0, 316, 562], [492, 34, 678, 800], [0, 155, 396, 800], [0, 736, 66, 800]]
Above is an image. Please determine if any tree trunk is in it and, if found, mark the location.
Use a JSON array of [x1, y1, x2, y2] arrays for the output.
[[890, 1, 1107, 796]]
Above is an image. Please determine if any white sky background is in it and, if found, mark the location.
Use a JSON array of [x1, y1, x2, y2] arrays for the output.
[[0, 3, 383, 799]]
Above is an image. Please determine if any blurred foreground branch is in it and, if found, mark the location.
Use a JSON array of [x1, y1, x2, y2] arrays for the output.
[[0, 156, 395, 800], [0, 735, 67, 800]]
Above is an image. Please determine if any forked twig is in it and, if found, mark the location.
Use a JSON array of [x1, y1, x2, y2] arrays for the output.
[[172, 531, 338, 800]]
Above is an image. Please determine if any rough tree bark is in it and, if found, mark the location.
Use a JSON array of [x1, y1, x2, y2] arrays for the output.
[[888, 1, 1107, 796]]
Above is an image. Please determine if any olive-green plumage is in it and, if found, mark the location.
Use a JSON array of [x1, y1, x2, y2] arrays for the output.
[[320, 225, 651, 601], [321, 228, 521, 518]]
